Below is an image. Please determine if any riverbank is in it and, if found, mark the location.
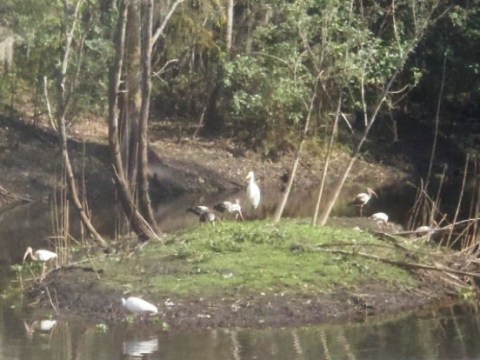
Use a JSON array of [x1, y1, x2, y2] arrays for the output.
[[18, 220, 470, 330], [0, 113, 473, 330]]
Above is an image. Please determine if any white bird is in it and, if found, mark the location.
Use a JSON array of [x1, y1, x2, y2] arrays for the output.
[[414, 225, 435, 240], [23, 247, 58, 281], [246, 171, 261, 210], [371, 212, 389, 224], [23, 247, 57, 262], [122, 297, 158, 318], [415, 225, 433, 234], [352, 188, 377, 216], [214, 199, 244, 221], [187, 205, 216, 223]]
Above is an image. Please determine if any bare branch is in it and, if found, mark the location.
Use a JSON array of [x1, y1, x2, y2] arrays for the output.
[[151, 0, 184, 47]]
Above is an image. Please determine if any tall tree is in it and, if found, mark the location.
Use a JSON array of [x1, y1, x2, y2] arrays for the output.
[[108, 0, 182, 241]]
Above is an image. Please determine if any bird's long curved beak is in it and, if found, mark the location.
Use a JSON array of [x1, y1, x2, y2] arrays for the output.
[[22, 249, 31, 263]]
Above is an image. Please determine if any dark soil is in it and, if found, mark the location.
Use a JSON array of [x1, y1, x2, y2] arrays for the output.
[[27, 265, 457, 330]]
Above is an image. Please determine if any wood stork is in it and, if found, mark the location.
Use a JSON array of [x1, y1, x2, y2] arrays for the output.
[[122, 297, 158, 318], [352, 188, 377, 216], [214, 199, 244, 221], [246, 171, 261, 210], [23, 247, 58, 281], [187, 205, 216, 223]]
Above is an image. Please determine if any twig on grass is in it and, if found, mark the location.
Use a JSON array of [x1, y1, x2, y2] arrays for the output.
[[315, 248, 480, 279]]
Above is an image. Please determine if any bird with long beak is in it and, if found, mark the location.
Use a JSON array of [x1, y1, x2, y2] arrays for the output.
[[214, 199, 244, 221], [23, 247, 58, 281], [187, 205, 216, 223], [352, 188, 378, 217], [122, 296, 158, 320], [246, 171, 261, 210]]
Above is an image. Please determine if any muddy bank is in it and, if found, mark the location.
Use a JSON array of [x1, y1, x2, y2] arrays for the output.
[[25, 264, 457, 330], [0, 113, 411, 212]]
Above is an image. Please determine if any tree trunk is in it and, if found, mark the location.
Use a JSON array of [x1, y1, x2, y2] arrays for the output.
[[138, 0, 160, 231], [55, 0, 108, 248], [122, 0, 142, 186], [226, 0, 234, 51], [108, 0, 160, 241]]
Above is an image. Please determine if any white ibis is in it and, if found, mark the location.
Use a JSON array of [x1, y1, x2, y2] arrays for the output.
[[23, 247, 58, 280], [415, 225, 433, 234], [187, 205, 216, 223], [246, 171, 261, 210], [214, 199, 244, 221], [371, 212, 389, 224], [371, 212, 389, 230], [414, 225, 435, 241], [122, 297, 158, 318], [352, 188, 378, 216]]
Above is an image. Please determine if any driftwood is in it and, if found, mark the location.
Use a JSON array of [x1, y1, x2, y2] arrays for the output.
[[315, 248, 480, 279]]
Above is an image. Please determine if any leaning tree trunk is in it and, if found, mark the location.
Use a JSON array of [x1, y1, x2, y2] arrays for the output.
[[108, 0, 160, 241], [55, 0, 107, 248]]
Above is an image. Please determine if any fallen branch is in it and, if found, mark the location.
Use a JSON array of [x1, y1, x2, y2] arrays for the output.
[[315, 248, 480, 279]]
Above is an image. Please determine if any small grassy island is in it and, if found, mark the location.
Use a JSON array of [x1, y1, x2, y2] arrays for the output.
[[13, 220, 473, 330]]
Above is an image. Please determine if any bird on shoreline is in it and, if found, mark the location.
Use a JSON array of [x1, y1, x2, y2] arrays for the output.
[[214, 199, 244, 221], [371, 212, 389, 230], [351, 188, 377, 216], [122, 297, 158, 319], [23, 247, 58, 281], [187, 205, 216, 223], [371, 212, 389, 224], [246, 171, 261, 210]]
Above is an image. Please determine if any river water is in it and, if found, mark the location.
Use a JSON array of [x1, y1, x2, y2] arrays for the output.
[[1, 302, 480, 360], [1, 193, 478, 360]]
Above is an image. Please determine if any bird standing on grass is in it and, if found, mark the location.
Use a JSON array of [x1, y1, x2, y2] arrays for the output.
[[371, 212, 389, 229], [23, 247, 58, 281], [214, 199, 244, 221], [371, 212, 388, 224], [122, 297, 158, 319], [187, 205, 216, 223], [352, 188, 377, 217], [246, 171, 261, 210]]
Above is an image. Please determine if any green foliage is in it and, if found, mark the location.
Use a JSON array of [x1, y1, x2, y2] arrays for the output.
[[97, 220, 417, 298], [220, 0, 441, 154], [3, 0, 115, 120]]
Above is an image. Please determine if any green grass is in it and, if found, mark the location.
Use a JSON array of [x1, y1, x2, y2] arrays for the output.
[[97, 220, 417, 298]]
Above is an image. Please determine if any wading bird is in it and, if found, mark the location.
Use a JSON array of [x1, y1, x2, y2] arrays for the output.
[[214, 199, 244, 221], [23, 247, 58, 281], [122, 297, 158, 319], [371, 212, 389, 230], [352, 188, 377, 216], [414, 225, 435, 241], [371, 212, 389, 224], [187, 205, 216, 223], [246, 171, 261, 210]]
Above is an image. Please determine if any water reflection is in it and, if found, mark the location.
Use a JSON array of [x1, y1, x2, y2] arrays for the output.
[[123, 337, 159, 357], [2, 303, 480, 359]]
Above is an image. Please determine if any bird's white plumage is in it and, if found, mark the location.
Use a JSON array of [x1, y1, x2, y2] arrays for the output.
[[23, 247, 57, 262], [122, 297, 158, 316], [188, 205, 216, 223], [353, 188, 377, 206], [214, 199, 244, 220], [352, 188, 377, 216], [246, 171, 261, 210], [371, 212, 389, 223], [415, 225, 433, 234]]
